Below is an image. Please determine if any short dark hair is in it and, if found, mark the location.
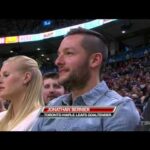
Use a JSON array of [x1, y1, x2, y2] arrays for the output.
[[43, 72, 68, 91], [65, 27, 108, 62], [43, 72, 59, 80]]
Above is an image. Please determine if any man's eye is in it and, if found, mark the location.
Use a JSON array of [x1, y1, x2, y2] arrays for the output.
[[66, 52, 73, 55], [54, 85, 61, 88], [3, 74, 9, 77], [44, 85, 50, 89]]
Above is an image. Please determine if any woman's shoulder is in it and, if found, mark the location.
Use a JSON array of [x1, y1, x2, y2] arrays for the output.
[[0, 111, 7, 120], [11, 108, 42, 131]]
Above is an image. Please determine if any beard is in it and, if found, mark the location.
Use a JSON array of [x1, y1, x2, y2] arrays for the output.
[[58, 59, 91, 91]]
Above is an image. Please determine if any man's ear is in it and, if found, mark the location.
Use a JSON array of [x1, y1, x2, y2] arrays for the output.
[[89, 53, 102, 68], [23, 72, 32, 85]]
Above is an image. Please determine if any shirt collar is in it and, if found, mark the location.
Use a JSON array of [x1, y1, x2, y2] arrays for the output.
[[62, 94, 72, 106], [62, 80, 109, 106], [82, 80, 109, 105]]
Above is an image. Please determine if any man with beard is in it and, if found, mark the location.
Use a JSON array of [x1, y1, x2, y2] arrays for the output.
[[32, 27, 140, 131], [42, 72, 65, 105]]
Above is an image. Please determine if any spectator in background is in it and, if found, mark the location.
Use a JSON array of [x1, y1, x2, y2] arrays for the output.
[[0, 55, 44, 131], [142, 83, 150, 110], [32, 27, 140, 131], [131, 94, 143, 116], [141, 99, 150, 130], [136, 98, 150, 131], [42, 72, 65, 105]]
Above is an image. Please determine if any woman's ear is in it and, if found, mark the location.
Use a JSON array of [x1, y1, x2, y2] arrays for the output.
[[23, 72, 32, 85], [89, 53, 102, 68]]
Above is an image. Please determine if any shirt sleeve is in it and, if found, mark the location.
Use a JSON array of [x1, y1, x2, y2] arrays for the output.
[[102, 98, 141, 131], [31, 116, 45, 131]]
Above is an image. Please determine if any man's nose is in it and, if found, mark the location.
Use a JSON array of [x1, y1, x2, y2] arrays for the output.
[[0, 77, 3, 84], [49, 87, 55, 93], [55, 54, 64, 66]]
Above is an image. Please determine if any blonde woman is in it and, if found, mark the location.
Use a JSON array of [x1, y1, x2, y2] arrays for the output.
[[0, 55, 44, 131]]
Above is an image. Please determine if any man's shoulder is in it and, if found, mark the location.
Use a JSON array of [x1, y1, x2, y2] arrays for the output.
[[100, 89, 133, 106]]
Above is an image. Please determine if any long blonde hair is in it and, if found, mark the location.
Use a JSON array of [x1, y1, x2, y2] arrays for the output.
[[0, 55, 44, 131]]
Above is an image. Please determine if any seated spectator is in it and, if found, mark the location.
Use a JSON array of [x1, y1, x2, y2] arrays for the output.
[[0, 55, 44, 131], [42, 72, 66, 105], [32, 28, 140, 131]]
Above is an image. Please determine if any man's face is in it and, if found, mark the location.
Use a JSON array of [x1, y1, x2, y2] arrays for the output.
[[43, 78, 65, 104], [55, 35, 91, 90]]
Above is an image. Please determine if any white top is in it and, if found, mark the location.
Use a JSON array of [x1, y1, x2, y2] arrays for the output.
[[0, 108, 41, 131]]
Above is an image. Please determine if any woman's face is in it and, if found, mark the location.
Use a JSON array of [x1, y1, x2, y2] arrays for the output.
[[0, 62, 25, 100]]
